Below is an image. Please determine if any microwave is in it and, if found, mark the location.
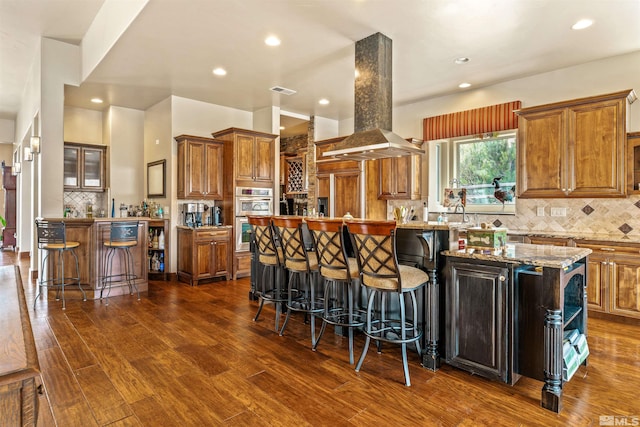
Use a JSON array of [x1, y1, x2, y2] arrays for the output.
[[235, 197, 273, 216]]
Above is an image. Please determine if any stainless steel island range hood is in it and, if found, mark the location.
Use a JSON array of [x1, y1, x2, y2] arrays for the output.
[[324, 32, 424, 160]]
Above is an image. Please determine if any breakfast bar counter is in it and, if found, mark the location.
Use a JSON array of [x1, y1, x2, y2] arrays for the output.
[[39, 217, 150, 300]]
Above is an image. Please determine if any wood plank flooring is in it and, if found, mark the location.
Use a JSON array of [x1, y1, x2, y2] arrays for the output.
[[4, 250, 640, 426]]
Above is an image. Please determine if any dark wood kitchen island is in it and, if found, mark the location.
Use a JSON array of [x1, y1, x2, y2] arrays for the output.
[[442, 243, 591, 413], [38, 217, 149, 300]]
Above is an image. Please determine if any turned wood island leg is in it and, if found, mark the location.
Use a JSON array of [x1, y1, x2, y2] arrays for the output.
[[542, 309, 563, 413], [423, 269, 441, 370]]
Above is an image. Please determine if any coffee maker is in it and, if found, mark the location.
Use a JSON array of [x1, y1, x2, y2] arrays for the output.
[[195, 203, 205, 227], [213, 205, 222, 225], [182, 203, 197, 227]]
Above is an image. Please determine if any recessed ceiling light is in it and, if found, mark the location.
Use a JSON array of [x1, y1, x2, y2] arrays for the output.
[[265, 36, 281, 46], [454, 57, 469, 64], [91, 98, 103, 104], [318, 99, 330, 105], [458, 82, 471, 89], [212, 67, 227, 76], [572, 19, 593, 30]]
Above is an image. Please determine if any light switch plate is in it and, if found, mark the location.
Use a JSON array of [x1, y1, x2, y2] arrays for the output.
[[536, 207, 545, 216]]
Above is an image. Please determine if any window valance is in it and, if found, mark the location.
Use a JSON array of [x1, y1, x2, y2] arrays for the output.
[[423, 101, 521, 141]]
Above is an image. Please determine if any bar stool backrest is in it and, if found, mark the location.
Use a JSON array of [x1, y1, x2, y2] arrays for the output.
[[346, 220, 401, 291], [272, 216, 310, 272], [306, 218, 352, 281], [108, 221, 139, 244], [248, 215, 281, 266], [36, 219, 68, 249]]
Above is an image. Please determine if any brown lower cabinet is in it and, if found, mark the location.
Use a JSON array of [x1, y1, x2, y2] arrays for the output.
[[524, 235, 640, 320], [177, 226, 232, 286], [574, 240, 640, 319]]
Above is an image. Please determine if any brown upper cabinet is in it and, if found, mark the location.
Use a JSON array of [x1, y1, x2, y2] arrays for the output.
[[516, 90, 632, 198], [64, 142, 106, 191], [378, 139, 422, 200], [212, 128, 276, 185], [176, 135, 223, 200]]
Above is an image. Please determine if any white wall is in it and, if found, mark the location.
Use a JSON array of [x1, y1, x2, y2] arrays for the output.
[[107, 106, 145, 207], [0, 119, 15, 144], [171, 96, 252, 137], [145, 97, 172, 210], [314, 116, 340, 141], [64, 107, 103, 144], [39, 38, 81, 218]]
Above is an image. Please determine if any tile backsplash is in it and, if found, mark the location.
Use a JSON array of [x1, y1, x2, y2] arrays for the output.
[[389, 196, 640, 240], [63, 191, 108, 217]]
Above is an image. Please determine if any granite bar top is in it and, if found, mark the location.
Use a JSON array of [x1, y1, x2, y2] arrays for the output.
[[442, 243, 592, 269], [44, 217, 164, 222], [176, 225, 233, 230]]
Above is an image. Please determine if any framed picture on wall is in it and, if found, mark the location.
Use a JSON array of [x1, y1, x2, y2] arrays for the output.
[[147, 159, 166, 198]]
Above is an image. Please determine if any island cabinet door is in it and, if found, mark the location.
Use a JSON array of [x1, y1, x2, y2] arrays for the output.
[[446, 261, 511, 384]]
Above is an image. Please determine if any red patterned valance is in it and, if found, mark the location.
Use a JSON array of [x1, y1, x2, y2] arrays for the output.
[[423, 101, 521, 141]]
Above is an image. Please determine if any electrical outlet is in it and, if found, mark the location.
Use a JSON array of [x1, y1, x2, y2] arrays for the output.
[[536, 207, 545, 216], [550, 207, 567, 217]]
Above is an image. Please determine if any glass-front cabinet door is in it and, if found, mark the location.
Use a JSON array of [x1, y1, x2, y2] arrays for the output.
[[82, 148, 104, 189], [63, 146, 80, 188]]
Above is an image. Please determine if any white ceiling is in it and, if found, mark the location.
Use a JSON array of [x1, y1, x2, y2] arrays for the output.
[[2, 0, 640, 138]]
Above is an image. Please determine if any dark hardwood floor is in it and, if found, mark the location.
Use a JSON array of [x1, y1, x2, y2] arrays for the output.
[[4, 249, 640, 426]]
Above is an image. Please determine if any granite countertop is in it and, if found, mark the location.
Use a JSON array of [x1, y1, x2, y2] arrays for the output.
[[443, 243, 592, 269], [396, 221, 465, 231], [507, 229, 640, 244]]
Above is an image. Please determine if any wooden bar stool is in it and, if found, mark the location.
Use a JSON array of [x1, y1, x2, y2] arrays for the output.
[[272, 216, 323, 345], [346, 219, 428, 386], [100, 221, 141, 305], [249, 215, 288, 331], [34, 219, 86, 310], [306, 217, 364, 365]]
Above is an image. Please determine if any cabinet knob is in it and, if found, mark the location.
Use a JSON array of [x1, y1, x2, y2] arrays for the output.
[[499, 275, 506, 282]]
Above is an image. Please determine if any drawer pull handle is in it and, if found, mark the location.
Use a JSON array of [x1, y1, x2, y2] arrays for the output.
[[600, 247, 616, 252]]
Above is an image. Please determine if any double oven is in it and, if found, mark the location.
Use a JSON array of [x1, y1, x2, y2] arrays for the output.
[[235, 187, 273, 251]]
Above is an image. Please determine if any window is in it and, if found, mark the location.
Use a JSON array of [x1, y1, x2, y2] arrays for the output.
[[430, 131, 516, 214]]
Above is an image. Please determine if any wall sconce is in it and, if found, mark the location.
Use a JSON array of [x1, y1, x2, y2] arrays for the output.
[[24, 146, 33, 162], [30, 136, 40, 154], [12, 162, 21, 175]]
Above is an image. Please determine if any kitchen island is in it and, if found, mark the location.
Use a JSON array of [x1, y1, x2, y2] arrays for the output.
[[442, 243, 591, 413], [38, 217, 152, 300]]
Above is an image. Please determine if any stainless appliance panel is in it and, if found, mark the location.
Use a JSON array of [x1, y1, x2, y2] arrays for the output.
[[235, 217, 251, 251], [236, 187, 273, 197]]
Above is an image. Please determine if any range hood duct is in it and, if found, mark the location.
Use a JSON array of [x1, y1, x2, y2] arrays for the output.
[[324, 32, 425, 160]]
